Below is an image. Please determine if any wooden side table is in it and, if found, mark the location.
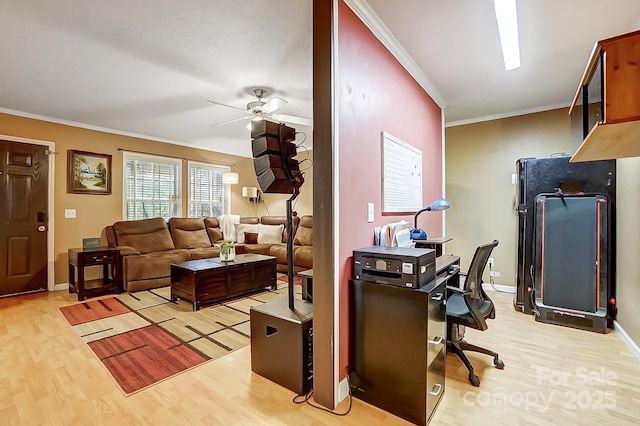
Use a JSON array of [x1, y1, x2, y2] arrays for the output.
[[68, 247, 121, 301], [298, 269, 313, 300]]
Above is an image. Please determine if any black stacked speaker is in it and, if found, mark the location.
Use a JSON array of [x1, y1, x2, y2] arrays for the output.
[[251, 121, 304, 194]]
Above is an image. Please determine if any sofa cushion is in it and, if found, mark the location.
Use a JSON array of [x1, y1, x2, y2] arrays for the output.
[[241, 217, 260, 224], [113, 217, 175, 254], [258, 224, 284, 244], [235, 223, 259, 243], [188, 246, 220, 260], [122, 249, 191, 281], [294, 246, 313, 269], [169, 218, 211, 249], [293, 216, 313, 247], [243, 244, 271, 255], [269, 243, 289, 266]]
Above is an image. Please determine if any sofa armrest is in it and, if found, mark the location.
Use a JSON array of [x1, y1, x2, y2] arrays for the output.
[[119, 245, 141, 256]]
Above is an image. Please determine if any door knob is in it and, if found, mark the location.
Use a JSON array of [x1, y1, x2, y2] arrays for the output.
[[37, 226, 46, 232]]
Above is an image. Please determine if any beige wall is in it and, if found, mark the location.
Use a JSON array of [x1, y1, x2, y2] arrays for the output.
[[445, 108, 571, 283], [616, 157, 640, 345], [0, 112, 312, 285]]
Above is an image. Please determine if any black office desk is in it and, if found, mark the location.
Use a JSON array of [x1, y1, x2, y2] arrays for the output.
[[349, 254, 460, 425]]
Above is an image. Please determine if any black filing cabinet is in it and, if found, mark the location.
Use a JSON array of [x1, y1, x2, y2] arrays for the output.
[[349, 278, 447, 425]]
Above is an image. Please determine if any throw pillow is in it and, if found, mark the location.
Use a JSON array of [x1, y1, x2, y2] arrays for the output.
[[258, 224, 284, 244], [245, 232, 258, 244], [234, 223, 259, 243]]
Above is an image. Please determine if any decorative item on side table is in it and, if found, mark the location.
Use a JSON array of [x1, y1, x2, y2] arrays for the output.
[[410, 198, 451, 240], [218, 241, 236, 262]]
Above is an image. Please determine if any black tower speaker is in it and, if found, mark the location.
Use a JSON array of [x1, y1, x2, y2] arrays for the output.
[[250, 297, 313, 395], [251, 121, 304, 194]]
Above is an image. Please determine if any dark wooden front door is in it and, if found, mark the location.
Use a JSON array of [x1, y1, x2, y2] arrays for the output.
[[0, 140, 49, 297]]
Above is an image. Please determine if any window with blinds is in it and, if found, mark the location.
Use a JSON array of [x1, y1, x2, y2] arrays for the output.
[[188, 161, 231, 218], [124, 153, 182, 220]]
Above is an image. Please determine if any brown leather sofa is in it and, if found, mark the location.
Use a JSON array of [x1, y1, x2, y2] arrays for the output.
[[104, 214, 313, 292]]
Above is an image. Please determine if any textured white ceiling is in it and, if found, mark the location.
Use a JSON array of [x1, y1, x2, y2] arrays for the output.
[[1, 1, 640, 157]]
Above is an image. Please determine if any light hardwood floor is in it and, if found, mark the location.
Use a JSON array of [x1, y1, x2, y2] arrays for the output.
[[1, 288, 639, 425]]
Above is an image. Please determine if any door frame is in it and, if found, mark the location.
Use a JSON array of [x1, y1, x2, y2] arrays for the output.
[[0, 134, 55, 291]]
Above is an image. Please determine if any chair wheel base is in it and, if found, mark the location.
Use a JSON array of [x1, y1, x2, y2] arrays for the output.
[[494, 358, 505, 369], [469, 374, 480, 387]]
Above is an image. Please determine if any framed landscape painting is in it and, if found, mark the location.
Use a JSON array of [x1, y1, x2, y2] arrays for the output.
[[67, 150, 112, 195]]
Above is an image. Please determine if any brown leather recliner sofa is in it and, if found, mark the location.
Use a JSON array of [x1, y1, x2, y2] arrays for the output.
[[104, 214, 313, 292]]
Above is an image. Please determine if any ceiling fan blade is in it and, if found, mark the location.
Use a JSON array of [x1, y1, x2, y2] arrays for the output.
[[211, 115, 253, 128], [273, 113, 313, 127], [207, 99, 248, 113], [262, 97, 288, 113]]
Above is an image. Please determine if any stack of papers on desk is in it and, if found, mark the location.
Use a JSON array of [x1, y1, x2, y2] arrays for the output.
[[374, 220, 414, 247]]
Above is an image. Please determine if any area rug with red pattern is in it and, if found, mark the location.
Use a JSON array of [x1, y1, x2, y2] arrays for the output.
[[59, 277, 300, 395]]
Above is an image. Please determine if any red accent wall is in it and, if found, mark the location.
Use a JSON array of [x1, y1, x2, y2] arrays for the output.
[[337, 1, 443, 378]]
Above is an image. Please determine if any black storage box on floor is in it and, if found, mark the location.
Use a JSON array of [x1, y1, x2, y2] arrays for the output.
[[250, 298, 313, 395]]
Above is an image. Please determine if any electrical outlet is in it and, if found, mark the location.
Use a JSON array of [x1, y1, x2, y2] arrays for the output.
[[488, 257, 494, 268], [490, 271, 501, 278], [64, 209, 77, 219]]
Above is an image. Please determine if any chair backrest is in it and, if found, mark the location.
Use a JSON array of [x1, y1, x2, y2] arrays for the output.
[[463, 239, 499, 327]]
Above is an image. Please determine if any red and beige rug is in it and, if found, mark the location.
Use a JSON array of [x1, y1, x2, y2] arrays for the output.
[[59, 275, 301, 395]]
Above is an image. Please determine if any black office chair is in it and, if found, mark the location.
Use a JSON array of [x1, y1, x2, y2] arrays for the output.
[[446, 239, 504, 386]]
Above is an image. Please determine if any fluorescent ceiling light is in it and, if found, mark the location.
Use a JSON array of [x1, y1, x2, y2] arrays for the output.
[[493, 0, 521, 70]]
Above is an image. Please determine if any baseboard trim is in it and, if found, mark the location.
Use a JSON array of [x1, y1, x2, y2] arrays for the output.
[[482, 283, 516, 293], [337, 376, 349, 403], [614, 321, 640, 362], [54, 283, 69, 292]]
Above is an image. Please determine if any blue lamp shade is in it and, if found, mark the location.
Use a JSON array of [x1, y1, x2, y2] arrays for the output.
[[410, 198, 451, 240]]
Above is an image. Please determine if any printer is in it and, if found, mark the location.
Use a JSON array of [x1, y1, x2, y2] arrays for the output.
[[353, 246, 436, 288]]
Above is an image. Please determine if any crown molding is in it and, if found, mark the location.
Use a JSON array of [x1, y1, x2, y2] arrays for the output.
[[0, 107, 245, 156], [343, 0, 446, 109], [445, 102, 570, 127]]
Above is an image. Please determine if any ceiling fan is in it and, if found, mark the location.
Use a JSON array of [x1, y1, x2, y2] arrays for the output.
[[207, 88, 312, 128]]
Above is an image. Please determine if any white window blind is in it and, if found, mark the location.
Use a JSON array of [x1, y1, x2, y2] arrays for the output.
[[188, 161, 231, 218], [123, 152, 182, 220]]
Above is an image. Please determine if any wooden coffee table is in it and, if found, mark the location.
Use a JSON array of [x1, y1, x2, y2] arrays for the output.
[[170, 254, 277, 311]]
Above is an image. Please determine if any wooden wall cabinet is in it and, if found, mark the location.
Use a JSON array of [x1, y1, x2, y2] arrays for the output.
[[570, 29, 640, 162]]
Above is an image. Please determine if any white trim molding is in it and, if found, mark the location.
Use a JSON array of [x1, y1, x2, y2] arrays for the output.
[[482, 283, 516, 293], [614, 321, 640, 362]]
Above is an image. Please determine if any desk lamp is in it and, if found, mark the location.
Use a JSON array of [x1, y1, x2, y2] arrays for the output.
[[410, 198, 450, 240]]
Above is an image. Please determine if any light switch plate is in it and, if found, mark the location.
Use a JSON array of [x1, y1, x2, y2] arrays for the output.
[[64, 209, 76, 218], [367, 203, 374, 222]]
